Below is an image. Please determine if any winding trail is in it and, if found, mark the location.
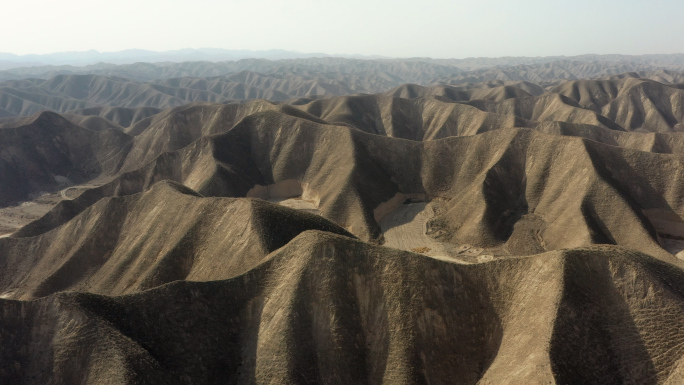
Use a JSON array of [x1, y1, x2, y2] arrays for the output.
[[59, 185, 100, 200]]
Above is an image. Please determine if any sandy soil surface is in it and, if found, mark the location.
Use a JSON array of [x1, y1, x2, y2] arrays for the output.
[[269, 197, 321, 215], [0, 192, 62, 236], [0, 180, 107, 237], [379, 202, 495, 263]]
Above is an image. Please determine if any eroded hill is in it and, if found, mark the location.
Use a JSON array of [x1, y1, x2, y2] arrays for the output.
[[3, 67, 684, 383]]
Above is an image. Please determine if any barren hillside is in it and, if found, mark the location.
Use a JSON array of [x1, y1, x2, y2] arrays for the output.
[[3, 62, 684, 383]]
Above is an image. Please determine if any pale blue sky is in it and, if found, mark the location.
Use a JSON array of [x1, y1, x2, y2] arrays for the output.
[[2, 0, 683, 57]]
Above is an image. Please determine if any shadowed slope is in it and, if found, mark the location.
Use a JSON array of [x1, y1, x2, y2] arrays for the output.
[[16, 111, 684, 265], [118, 100, 326, 170], [0, 84, 95, 116], [534, 121, 684, 153], [295, 94, 530, 140], [602, 79, 684, 132], [67, 106, 163, 128], [0, 181, 352, 299], [3, 67, 684, 384], [386, 83, 535, 102], [2, 232, 684, 384], [470, 93, 626, 130], [228, 116, 684, 262], [425, 80, 546, 96], [0, 111, 131, 205], [61, 113, 125, 132], [547, 79, 623, 110]]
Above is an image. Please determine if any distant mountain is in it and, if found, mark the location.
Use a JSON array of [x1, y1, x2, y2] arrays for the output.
[[0, 48, 387, 68], [2, 50, 684, 71], [429, 53, 684, 70], [0, 56, 683, 88]]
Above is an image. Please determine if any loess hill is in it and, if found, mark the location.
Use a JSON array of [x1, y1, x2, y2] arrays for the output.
[[3, 60, 684, 383]]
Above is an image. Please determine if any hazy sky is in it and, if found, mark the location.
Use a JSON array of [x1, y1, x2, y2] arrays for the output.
[[2, 0, 683, 58]]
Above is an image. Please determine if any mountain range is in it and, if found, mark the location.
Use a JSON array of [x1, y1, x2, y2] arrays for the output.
[[2, 49, 684, 70], [0, 48, 391, 69], [3, 58, 684, 383]]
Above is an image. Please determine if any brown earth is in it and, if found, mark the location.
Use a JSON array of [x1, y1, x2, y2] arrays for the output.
[[3, 68, 684, 383]]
